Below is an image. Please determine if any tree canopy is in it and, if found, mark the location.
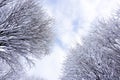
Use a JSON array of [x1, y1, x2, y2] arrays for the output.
[[0, 0, 53, 79], [62, 9, 120, 80]]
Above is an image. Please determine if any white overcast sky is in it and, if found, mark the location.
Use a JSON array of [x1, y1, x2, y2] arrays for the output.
[[28, 0, 120, 80]]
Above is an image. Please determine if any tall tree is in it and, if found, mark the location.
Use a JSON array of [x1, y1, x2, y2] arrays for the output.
[[0, 0, 53, 79], [62, 9, 120, 80]]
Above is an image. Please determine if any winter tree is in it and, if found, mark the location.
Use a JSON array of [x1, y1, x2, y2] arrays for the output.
[[62, 9, 120, 80], [0, 0, 53, 79]]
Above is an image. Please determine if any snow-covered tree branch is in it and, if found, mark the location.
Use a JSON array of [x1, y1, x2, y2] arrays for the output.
[[0, 0, 53, 79], [62, 9, 120, 80]]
